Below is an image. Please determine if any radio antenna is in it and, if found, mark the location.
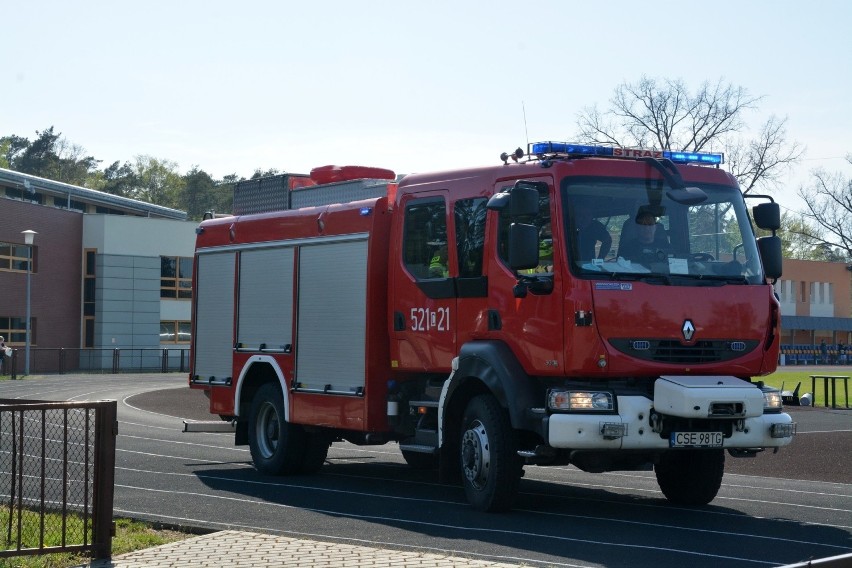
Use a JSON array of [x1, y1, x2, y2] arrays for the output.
[[522, 101, 530, 148]]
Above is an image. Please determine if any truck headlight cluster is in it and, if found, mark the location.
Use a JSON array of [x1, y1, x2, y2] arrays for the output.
[[548, 390, 613, 412], [763, 390, 783, 413]]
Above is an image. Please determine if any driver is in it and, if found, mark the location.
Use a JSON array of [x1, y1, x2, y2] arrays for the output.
[[618, 210, 669, 262]]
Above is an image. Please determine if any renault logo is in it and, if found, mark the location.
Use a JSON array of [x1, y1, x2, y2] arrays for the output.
[[682, 320, 696, 341]]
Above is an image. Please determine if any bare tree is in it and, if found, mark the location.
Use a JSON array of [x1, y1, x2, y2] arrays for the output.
[[778, 211, 826, 260], [795, 157, 852, 260], [575, 76, 803, 194]]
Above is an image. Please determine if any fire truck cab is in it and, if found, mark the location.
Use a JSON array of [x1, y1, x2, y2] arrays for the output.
[[190, 142, 795, 512]]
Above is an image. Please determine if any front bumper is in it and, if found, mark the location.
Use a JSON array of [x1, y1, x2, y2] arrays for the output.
[[547, 393, 795, 451]]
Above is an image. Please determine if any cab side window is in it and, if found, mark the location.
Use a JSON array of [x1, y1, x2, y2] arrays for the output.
[[496, 184, 552, 272], [454, 198, 486, 278], [403, 198, 448, 280]]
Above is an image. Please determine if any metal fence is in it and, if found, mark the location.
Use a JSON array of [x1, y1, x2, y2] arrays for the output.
[[0, 399, 116, 560], [2, 347, 190, 378]]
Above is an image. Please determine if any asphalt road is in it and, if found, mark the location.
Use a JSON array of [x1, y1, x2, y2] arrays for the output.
[[3, 374, 850, 567]]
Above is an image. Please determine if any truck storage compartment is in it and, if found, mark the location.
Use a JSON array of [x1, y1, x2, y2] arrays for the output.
[[233, 174, 314, 215]]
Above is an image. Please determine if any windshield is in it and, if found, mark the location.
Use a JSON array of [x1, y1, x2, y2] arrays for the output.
[[561, 177, 764, 284]]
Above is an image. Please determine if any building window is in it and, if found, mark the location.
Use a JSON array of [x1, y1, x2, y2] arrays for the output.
[[160, 321, 191, 343], [161, 256, 193, 299], [4, 187, 43, 204], [53, 196, 87, 212], [95, 206, 125, 215], [83, 249, 96, 348], [0, 242, 35, 273], [0, 317, 36, 345]]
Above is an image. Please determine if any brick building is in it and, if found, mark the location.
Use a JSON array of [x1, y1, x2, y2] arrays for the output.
[[0, 168, 196, 373], [774, 258, 852, 364]]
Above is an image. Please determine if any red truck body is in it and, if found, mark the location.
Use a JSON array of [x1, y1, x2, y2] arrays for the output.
[[189, 143, 793, 511]]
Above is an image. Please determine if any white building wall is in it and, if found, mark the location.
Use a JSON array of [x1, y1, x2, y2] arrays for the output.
[[83, 215, 197, 256], [83, 215, 198, 351], [776, 279, 797, 316], [810, 281, 834, 317]]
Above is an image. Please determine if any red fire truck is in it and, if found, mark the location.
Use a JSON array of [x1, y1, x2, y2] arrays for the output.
[[189, 142, 795, 512]]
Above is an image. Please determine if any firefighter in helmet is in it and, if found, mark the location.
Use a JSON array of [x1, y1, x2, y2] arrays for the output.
[[429, 245, 449, 278]]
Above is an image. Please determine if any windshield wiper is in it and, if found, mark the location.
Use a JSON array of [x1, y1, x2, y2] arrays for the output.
[[695, 273, 750, 285], [637, 274, 673, 285]]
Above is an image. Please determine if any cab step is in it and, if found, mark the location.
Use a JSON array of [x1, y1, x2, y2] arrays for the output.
[[183, 420, 236, 433]]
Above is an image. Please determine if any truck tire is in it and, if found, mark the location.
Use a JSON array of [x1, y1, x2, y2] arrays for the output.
[[248, 383, 306, 475], [299, 433, 330, 474], [655, 449, 725, 505], [459, 394, 522, 512]]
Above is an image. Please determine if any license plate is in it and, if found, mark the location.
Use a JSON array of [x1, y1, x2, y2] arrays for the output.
[[669, 431, 723, 448]]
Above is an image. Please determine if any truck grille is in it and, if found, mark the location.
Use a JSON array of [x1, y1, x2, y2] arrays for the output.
[[608, 339, 759, 364]]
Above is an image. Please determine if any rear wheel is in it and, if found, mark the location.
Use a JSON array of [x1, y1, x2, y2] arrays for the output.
[[248, 383, 306, 475], [459, 394, 522, 512], [655, 449, 724, 505], [299, 433, 330, 474]]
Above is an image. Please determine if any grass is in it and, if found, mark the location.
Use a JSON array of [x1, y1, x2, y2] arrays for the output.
[[757, 368, 851, 408], [0, 512, 193, 568]]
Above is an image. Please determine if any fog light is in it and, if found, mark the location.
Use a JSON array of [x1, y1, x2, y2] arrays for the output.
[[601, 422, 626, 439], [770, 422, 796, 438], [548, 390, 613, 411]]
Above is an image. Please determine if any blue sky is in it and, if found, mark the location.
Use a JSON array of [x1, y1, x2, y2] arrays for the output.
[[3, 0, 850, 212]]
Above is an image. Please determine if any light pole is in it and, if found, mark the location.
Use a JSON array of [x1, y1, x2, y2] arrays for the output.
[[21, 230, 37, 376]]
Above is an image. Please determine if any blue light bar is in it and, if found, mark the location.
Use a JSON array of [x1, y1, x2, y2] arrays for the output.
[[531, 142, 614, 157], [529, 141, 724, 165], [665, 150, 723, 165]]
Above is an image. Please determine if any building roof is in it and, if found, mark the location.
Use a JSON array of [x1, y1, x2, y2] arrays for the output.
[[783, 315, 852, 332], [0, 167, 187, 220]]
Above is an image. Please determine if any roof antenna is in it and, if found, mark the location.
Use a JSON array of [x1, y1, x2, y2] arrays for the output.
[[522, 101, 530, 148]]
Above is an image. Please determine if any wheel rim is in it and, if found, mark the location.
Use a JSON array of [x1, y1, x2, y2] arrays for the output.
[[255, 401, 280, 459], [461, 419, 490, 490]]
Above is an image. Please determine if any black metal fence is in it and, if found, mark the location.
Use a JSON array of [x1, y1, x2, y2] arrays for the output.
[[0, 399, 117, 560], [2, 347, 190, 378]]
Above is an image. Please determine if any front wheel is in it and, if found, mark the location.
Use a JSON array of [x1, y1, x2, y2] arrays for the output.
[[655, 449, 724, 505], [459, 394, 522, 512], [248, 383, 306, 475]]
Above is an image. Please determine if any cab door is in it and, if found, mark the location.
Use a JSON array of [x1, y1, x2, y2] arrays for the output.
[[390, 191, 456, 372], [485, 176, 565, 374]]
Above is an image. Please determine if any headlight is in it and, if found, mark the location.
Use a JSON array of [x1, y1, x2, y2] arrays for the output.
[[548, 390, 613, 411], [763, 390, 783, 412]]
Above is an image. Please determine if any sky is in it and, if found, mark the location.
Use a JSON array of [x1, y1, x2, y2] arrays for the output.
[[3, 0, 851, 214]]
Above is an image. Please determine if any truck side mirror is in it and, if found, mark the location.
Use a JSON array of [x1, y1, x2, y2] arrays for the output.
[[757, 235, 782, 280], [753, 202, 781, 232], [508, 223, 539, 270], [486, 181, 543, 218], [508, 183, 541, 217]]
